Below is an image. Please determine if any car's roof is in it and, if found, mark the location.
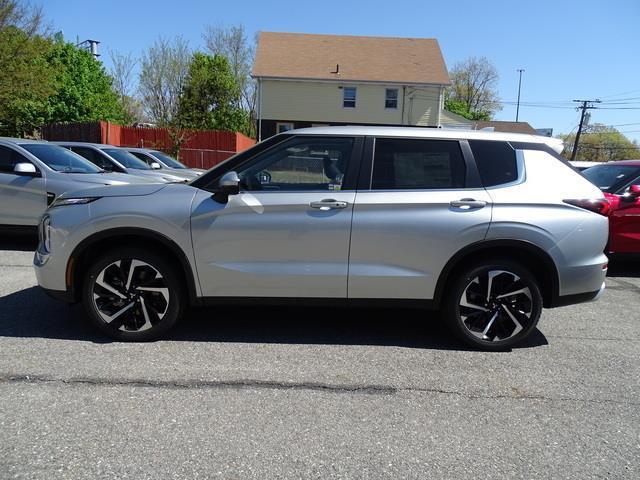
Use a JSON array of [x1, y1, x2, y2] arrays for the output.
[[0, 137, 49, 145], [570, 161, 603, 167], [590, 159, 640, 167], [124, 147, 154, 153], [283, 126, 565, 151], [51, 141, 120, 149]]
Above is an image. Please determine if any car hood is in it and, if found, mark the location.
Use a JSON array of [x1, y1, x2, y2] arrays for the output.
[[161, 169, 199, 180], [58, 183, 169, 199], [64, 172, 158, 185], [127, 168, 189, 183]]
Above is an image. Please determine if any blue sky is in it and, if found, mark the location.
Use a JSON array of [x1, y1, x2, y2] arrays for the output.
[[43, 0, 640, 142]]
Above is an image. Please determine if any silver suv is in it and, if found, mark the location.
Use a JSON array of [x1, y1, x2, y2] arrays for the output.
[[0, 138, 155, 228], [53, 142, 189, 183], [34, 127, 609, 350], [125, 147, 205, 181]]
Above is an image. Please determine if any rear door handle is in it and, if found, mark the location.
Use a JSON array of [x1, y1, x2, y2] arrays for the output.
[[450, 198, 487, 209], [310, 199, 348, 210]]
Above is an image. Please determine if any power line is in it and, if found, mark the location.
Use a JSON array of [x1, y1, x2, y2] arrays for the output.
[[599, 88, 640, 99]]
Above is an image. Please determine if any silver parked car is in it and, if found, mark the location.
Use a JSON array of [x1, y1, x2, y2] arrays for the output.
[[53, 142, 188, 183], [34, 127, 609, 349], [0, 138, 155, 228], [124, 147, 205, 180]]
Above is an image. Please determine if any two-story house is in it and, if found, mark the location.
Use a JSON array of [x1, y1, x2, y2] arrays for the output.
[[252, 32, 451, 140]]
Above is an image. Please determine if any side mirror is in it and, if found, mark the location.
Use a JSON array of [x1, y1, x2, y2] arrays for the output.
[[150, 162, 161, 170], [218, 171, 240, 195], [213, 171, 240, 203], [14, 163, 38, 176], [628, 184, 640, 198]]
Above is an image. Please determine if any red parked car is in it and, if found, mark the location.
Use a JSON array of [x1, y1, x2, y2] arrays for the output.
[[582, 160, 640, 255]]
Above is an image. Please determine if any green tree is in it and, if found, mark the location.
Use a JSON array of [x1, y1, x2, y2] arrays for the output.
[[445, 56, 501, 120], [175, 52, 249, 132], [444, 98, 490, 121], [42, 40, 125, 124], [204, 24, 256, 136], [559, 124, 640, 161], [0, 0, 55, 136]]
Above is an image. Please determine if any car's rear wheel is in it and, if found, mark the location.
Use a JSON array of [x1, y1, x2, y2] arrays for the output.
[[82, 248, 184, 341], [444, 260, 543, 350]]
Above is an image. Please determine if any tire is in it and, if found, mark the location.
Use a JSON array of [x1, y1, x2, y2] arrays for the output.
[[82, 247, 184, 341], [443, 259, 543, 351]]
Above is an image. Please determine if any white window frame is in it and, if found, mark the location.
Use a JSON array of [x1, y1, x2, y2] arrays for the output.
[[385, 88, 399, 109], [343, 87, 357, 108], [276, 122, 294, 133]]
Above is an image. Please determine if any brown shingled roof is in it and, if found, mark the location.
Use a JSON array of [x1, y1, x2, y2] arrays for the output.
[[252, 32, 450, 85], [473, 121, 537, 134]]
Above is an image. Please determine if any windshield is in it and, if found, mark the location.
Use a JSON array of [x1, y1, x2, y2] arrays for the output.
[[582, 164, 640, 193], [103, 148, 151, 169], [150, 150, 187, 169], [21, 144, 102, 174]]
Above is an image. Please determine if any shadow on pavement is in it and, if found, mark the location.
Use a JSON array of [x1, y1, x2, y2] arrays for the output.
[[0, 231, 37, 252], [607, 257, 640, 278], [0, 286, 548, 351]]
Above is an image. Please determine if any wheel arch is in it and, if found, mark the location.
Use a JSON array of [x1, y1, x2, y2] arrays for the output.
[[433, 239, 560, 309], [66, 227, 199, 305]]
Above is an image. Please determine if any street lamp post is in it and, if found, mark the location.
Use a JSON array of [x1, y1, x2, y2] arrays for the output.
[[516, 69, 525, 122]]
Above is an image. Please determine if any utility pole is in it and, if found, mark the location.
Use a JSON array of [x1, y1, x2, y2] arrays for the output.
[[515, 69, 525, 122], [571, 99, 601, 161]]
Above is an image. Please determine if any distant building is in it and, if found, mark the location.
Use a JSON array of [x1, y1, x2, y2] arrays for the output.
[[535, 128, 554, 137], [472, 120, 538, 135], [252, 32, 451, 139]]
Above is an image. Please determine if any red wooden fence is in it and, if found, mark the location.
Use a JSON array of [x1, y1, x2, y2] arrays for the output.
[[41, 121, 255, 169]]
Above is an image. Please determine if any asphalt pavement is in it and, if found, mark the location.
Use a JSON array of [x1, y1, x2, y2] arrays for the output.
[[1, 234, 639, 479]]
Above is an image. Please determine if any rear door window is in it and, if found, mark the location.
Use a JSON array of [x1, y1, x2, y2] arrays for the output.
[[372, 138, 466, 190], [468, 140, 518, 187]]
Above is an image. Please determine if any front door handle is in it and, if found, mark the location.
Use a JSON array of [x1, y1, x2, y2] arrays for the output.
[[450, 198, 487, 209], [310, 199, 348, 210]]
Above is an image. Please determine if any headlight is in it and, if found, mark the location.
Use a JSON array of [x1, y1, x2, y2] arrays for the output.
[[40, 215, 51, 254], [50, 197, 99, 208]]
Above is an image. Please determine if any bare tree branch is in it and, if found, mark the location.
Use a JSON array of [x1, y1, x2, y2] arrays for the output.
[[447, 56, 501, 118], [138, 36, 191, 127]]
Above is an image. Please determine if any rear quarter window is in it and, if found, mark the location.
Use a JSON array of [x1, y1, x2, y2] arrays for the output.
[[468, 140, 518, 187]]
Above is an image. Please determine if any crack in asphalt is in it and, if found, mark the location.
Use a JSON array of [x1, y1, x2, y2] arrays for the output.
[[2, 373, 639, 407], [0, 374, 397, 395]]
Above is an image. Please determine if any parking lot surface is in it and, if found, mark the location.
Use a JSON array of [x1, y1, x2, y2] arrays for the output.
[[1, 235, 639, 479]]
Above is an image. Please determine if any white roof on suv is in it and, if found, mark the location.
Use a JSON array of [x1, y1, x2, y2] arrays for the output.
[[284, 126, 565, 153]]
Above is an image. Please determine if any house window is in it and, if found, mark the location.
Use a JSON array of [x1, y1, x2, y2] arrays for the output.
[[385, 88, 398, 109], [343, 87, 356, 108], [277, 122, 294, 133]]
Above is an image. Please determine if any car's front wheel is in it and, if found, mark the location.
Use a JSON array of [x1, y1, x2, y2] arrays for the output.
[[444, 260, 543, 350], [82, 247, 184, 341]]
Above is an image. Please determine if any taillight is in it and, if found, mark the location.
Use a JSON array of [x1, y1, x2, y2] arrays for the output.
[[563, 198, 610, 216]]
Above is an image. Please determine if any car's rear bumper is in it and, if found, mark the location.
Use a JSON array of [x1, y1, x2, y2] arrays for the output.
[[549, 281, 605, 308]]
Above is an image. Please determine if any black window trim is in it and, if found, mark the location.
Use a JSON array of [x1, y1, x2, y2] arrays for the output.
[[193, 134, 365, 193], [358, 136, 482, 191]]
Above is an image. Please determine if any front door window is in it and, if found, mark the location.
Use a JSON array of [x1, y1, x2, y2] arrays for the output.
[[235, 137, 354, 192]]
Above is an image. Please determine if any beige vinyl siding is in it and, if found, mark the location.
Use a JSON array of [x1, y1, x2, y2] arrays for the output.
[[260, 79, 442, 127], [440, 109, 473, 129]]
